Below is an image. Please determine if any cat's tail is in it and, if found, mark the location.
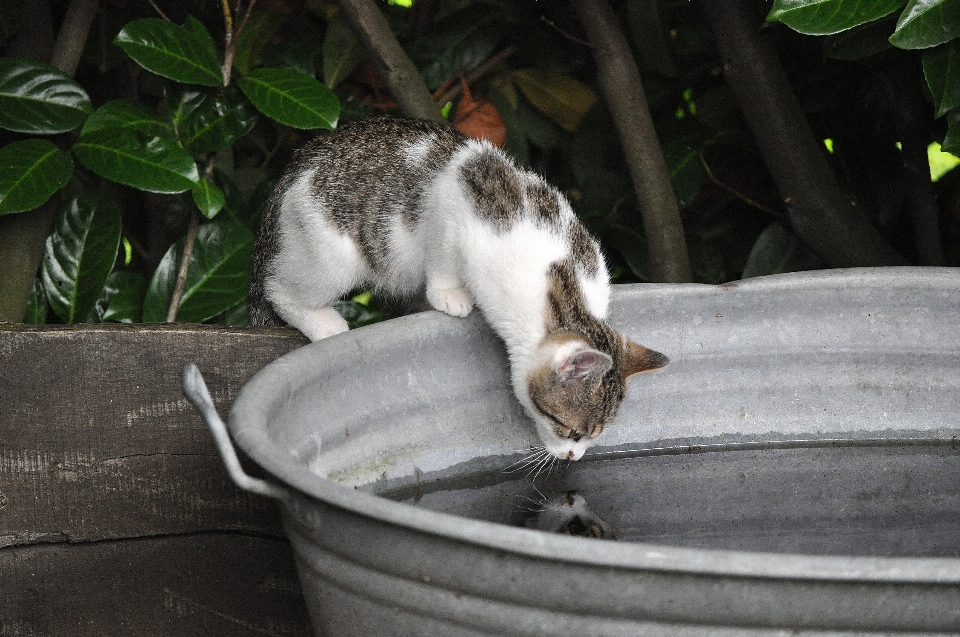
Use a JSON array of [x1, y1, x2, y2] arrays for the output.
[[248, 190, 287, 328]]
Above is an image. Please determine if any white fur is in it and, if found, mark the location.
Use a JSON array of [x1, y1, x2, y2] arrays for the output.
[[267, 141, 611, 459]]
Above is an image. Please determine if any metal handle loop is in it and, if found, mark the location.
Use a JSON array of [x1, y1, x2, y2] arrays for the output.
[[182, 363, 289, 501]]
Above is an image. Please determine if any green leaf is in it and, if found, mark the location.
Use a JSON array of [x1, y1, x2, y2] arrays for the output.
[[0, 57, 92, 133], [165, 85, 207, 132], [232, 9, 285, 75], [217, 301, 250, 326], [741, 222, 825, 279], [0, 139, 73, 215], [823, 15, 897, 59], [928, 140, 960, 180], [74, 128, 200, 194], [114, 16, 222, 86], [179, 85, 259, 155], [143, 219, 254, 323], [410, 7, 510, 90], [90, 270, 147, 323], [238, 67, 339, 129], [323, 12, 365, 89], [511, 68, 597, 133], [81, 99, 176, 139], [942, 111, 960, 153], [922, 40, 960, 117], [767, 0, 906, 35], [333, 298, 386, 329], [890, 0, 960, 49], [192, 178, 226, 219], [663, 141, 705, 208], [261, 19, 323, 77], [23, 277, 48, 324], [40, 189, 122, 323]]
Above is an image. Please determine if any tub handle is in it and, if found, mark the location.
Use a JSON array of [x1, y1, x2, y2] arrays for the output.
[[182, 363, 289, 501]]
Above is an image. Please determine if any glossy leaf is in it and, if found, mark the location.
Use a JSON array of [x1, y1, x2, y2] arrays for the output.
[[0, 57, 92, 133], [741, 222, 825, 279], [165, 85, 208, 131], [179, 85, 259, 155], [74, 128, 200, 194], [40, 189, 122, 323], [822, 16, 897, 59], [411, 7, 510, 90], [192, 178, 226, 219], [23, 278, 48, 324], [511, 68, 597, 133], [218, 302, 250, 326], [922, 40, 960, 117], [143, 219, 254, 323], [91, 270, 147, 323], [767, 0, 906, 35], [323, 11, 365, 89], [114, 16, 222, 86], [890, 0, 960, 49], [238, 67, 339, 129], [0, 139, 73, 215], [81, 99, 176, 139]]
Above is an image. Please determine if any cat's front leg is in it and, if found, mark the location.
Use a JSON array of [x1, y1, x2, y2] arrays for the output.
[[426, 276, 474, 318]]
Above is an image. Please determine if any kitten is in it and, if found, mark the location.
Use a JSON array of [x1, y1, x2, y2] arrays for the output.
[[250, 116, 668, 460], [526, 490, 615, 539]]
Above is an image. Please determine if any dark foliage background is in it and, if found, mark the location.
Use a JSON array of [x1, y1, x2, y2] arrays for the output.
[[1, 0, 957, 329]]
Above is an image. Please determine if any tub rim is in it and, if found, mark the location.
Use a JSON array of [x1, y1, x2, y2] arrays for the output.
[[229, 267, 960, 585]]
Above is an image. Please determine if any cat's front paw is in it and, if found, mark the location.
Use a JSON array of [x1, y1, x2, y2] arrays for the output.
[[427, 286, 474, 317]]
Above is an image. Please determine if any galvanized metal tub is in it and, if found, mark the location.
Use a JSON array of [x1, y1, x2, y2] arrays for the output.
[[184, 267, 960, 636]]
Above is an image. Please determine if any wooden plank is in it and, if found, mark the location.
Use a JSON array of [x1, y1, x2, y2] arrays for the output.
[[0, 324, 308, 545], [0, 324, 313, 636], [0, 534, 312, 637]]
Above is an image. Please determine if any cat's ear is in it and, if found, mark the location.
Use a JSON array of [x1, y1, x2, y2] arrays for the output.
[[621, 337, 669, 379], [554, 346, 613, 381]]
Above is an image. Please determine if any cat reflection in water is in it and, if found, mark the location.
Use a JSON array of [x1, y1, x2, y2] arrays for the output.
[[250, 116, 668, 460]]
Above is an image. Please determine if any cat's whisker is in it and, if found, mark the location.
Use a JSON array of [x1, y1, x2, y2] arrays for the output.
[[529, 448, 556, 481], [502, 445, 550, 474]]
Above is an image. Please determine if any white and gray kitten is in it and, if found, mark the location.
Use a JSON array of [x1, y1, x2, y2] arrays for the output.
[[250, 116, 668, 460]]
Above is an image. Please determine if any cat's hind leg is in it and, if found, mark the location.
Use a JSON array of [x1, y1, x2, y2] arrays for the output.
[[279, 305, 349, 341], [267, 193, 368, 341]]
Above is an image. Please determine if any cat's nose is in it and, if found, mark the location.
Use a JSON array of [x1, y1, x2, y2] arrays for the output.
[[568, 433, 582, 442]]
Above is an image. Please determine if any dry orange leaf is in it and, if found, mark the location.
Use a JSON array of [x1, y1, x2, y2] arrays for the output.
[[453, 79, 507, 147]]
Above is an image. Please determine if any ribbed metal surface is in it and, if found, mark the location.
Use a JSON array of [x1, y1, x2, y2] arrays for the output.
[[227, 268, 960, 636]]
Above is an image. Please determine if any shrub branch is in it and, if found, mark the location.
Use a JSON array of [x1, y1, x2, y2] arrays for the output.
[[701, 0, 907, 268], [572, 0, 693, 283], [336, 0, 444, 123]]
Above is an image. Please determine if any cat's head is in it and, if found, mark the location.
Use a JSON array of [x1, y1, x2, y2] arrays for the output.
[[526, 330, 668, 460]]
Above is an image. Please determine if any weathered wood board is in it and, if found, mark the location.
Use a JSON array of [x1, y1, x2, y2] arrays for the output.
[[0, 324, 314, 636]]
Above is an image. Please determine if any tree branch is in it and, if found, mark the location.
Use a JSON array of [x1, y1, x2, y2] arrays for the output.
[[50, 0, 99, 75], [336, 0, 444, 123], [166, 210, 200, 322], [572, 0, 692, 283], [700, 0, 907, 268]]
